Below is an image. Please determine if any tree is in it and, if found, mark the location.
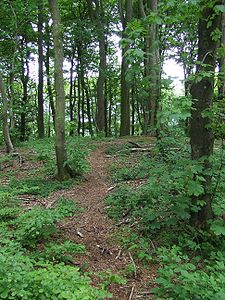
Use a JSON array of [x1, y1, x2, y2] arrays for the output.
[[119, 0, 133, 136], [0, 73, 14, 153], [48, 0, 73, 180], [86, 0, 107, 134], [190, 2, 221, 227], [37, 0, 45, 138], [139, 0, 160, 136]]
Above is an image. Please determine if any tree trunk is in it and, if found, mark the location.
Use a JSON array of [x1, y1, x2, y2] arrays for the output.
[[20, 44, 29, 142], [190, 3, 221, 227], [49, 0, 73, 180], [69, 56, 75, 136], [218, 2, 225, 99], [0, 73, 14, 153], [37, 0, 45, 138], [119, 0, 132, 136], [45, 22, 56, 131], [140, 0, 160, 136], [86, 0, 107, 134]]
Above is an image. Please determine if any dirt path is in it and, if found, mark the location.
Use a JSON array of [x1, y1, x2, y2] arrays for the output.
[[41, 142, 156, 299]]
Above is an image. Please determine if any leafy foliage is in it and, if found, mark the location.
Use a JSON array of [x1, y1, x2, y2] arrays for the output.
[[153, 246, 225, 300]]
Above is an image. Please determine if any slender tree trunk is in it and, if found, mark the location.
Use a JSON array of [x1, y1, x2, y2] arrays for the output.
[[119, 0, 132, 136], [20, 46, 29, 142], [190, 3, 221, 227], [77, 61, 82, 136], [49, 0, 74, 180], [37, 0, 45, 138], [108, 80, 113, 136], [86, 0, 107, 134], [45, 22, 56, 131], [0, 73, 14, 153], [131, 85, 135, 136], [69, 56, 75, 136], [8, 68, 15, 129]]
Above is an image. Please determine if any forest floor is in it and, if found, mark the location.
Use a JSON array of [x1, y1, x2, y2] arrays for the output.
[[0, 138, 157, 300], [53, 141, 157, 299]]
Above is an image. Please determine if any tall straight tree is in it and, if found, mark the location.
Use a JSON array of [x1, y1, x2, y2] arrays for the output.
[[190, 2, 221, 227], [0, 73, 14, 153], [139, 0, 160, 136], [48, 0, 72, 180], [37, 0, 45, 138], [86, 0, 107, 134], [119, 0, 132, 136]]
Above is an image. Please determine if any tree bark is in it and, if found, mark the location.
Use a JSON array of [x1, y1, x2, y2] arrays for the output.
[[37, 0, 45, 138], [48, 0, 73, 180], [218, 1, 225, 99], [119, 0, 132, 136], [86, 0, 106, 134], [0, 73, 14, 153], [69, 56, 75, 136], [20, 41, 29, 142], [45, 22, 56, 131], [190, 3, 221, 227], [139, 0, 160, 136]]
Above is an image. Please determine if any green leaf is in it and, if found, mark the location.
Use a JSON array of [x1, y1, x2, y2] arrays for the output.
[[214, 5, 225, 13], [211, 220, 225, 236]]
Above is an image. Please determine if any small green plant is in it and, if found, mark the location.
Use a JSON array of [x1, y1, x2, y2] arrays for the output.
[[32, 241, 85, 263], [119, 228, 153, 264], [98, 269, 126, 288], [8, 177, 73, 198], [0, 207, 21, 221], [54, 197, 77, 218], [13, 208, 59, 247]]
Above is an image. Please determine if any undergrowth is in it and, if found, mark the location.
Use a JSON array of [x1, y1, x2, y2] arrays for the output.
[[0, 138, 118, 299], [106, 138, 225, 299]]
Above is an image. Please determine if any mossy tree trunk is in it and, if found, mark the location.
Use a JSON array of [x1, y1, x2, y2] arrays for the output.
[[190, 3, 221, 227]]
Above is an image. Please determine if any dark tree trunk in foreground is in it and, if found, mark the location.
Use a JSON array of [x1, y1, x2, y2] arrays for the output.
[[190, 3, 221, 227], [49, 0, 74, 180], [37, 0, 45, 138], [0, 73, 14, 153], [218, 4, 225, 99], [119, 0, 132, 136]]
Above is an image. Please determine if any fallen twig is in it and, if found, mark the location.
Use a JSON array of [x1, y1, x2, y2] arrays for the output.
[[116, 249, 122, 260], [107, 185, 117, 192], [76, 229, 84, 238], [97, 244, 113, 255], [128, 286, 135, 300], [129, 252, 137, 278], [150, 239, 156, 252], [46, 198, 58, 208]]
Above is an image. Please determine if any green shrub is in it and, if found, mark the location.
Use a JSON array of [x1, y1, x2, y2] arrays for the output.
[[0, 207, 20, 221], [153, 246, 225, 300], [9, 177, 73, 198], [13, 208, 59, 247], [54, 197, 77, 218], [0, 251, 110, 300], [32, 241, 85, 263]]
